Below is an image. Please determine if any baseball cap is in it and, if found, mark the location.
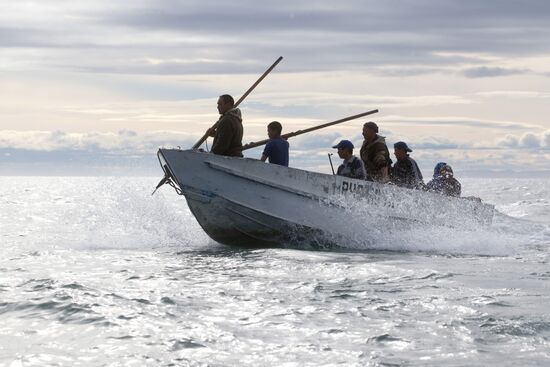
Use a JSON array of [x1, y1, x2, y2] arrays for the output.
[[394, 141, 412, 152], [332, 140, 354, 150]]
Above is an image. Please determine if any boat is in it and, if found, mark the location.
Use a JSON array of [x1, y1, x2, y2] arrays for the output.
[[156, 148, 495, 250]]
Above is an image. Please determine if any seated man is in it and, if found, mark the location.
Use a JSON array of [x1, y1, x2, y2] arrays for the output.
[[261, 121, 289, 166], [332, 140, 366, 180], [432, 162, 447, 180], [426, 164, 461, 197], [391, 141, 424, 189]]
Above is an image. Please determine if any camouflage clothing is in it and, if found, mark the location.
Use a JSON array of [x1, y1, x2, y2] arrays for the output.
[[337, 156, 366, 180], [211, 108, 243, 157], [360, 135, 391, 182], [426, 176, 461, 197], [391, 155, 424, 189]]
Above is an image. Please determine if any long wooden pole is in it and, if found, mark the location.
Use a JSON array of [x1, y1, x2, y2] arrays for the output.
[[241, 109, 378, 151], [192, 56, 283, 150]]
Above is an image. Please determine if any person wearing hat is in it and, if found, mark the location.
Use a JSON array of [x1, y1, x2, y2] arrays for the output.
[[390, 141, 424, 189], [332, 139, 366, 180], [432, 162, 447, 179], [359, 121, 392, 183], [426, 164, 461, 197]]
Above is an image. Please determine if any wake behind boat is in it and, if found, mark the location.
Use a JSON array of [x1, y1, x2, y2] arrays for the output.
[[156, 149, 494, 249]]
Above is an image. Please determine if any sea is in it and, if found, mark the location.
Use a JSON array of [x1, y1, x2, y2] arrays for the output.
[[1, 176, 549, 366]]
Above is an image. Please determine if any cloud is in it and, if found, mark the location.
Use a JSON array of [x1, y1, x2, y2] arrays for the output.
[[519, 132, 541, 148], [3, 1, 550, 76], [292, 132, 345, 150], [255, 93, 474, 111], [496, 130, 550, 149], [1, 128, 550, 176], [6, 128, 549, 158], [477, 90, 550, 99], [409, 137, 461, 150], [543, 130, 550, 147], [497, 134, 519, 148], [461, 66, 530, 78], [382, 115, 537, 130], [0, 129, 198, 153]]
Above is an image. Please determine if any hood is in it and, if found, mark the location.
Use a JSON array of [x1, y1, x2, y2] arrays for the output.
[[433, 162, 447, 178], [363, 134, 386, 147], [224, 108, 242, 121]]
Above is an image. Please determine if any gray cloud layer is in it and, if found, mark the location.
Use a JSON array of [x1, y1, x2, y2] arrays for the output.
[[2, 0, 550, 75]]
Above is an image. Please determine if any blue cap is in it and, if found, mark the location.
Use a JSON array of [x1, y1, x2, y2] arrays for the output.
[[332, 140, 354, 150], [394, 141, 412, 152]]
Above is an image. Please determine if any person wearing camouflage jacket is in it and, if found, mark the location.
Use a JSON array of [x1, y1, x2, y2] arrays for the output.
[[210, 94, 244, 157], [359, 121, 392, 182]]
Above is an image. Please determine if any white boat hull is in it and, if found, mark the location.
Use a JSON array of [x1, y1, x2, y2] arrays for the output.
[[158, 149, 494, 249]]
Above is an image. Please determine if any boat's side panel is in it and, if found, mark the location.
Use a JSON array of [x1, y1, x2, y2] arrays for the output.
[[158, 149, 494, 247], [183, 188, 344, 249]]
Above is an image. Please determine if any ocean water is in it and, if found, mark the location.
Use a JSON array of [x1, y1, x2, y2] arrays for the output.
[[1, 176, 549, 366]]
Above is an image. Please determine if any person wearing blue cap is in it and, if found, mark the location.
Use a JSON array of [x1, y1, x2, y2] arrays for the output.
[[390, 141, 424, 189], [426, 164, 461, 197], [432, 162, 447, 179], [332, 140, 366, 180]]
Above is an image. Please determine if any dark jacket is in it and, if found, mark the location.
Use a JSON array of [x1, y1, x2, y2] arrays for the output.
[[360, 135, 391, 182], [337, 156, 366, 180], [426, 176, 461, 197], [211, 108, 243, 157], [391, 155, 424, 189]]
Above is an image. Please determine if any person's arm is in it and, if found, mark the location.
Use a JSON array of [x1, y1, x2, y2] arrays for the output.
[[353, 158, 367, 179], [210, 118, 232, 155], [453, 180, 462, 197], [373, 144, 389, 169], [261, 141, 272, 162], [404, 160, 416, 187]]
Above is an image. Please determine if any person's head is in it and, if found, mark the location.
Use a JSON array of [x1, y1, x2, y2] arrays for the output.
[[440, 164, 454, 179], [267, 121, 282, 139], [362, 121, 379, 141], [393, 141, 412, 161], [217, 94, 234, 114], [433, 162, 447, 178], [332, 140, 354, 159]]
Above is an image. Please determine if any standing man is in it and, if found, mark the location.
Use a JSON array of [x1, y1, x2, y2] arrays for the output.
[[332, 140, 366, 179], [261, 121, 289, 166], [209, 94, 243, 157], [359, 121, 391, 182], [391, 141, 424, 189]]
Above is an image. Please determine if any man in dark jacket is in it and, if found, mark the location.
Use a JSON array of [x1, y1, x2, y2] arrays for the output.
[[210, 94, 243, 157], [360, 121, 391, 182], [426, 164, 461, 197], [332, 139, 366, 179], [391, 141, 424, 189]]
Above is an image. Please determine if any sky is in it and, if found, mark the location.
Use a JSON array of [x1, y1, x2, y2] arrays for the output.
[[1, 0, 550, 176]]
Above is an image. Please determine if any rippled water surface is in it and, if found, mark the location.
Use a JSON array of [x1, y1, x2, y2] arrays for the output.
[[1, 177, 549, 366]]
